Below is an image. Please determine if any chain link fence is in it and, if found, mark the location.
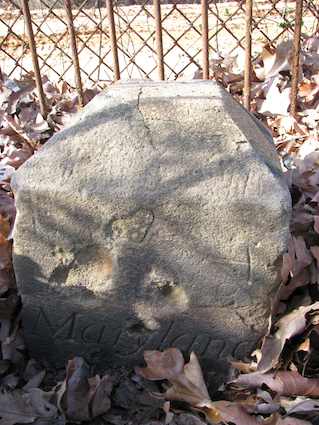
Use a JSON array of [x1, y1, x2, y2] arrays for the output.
[[0, 0, 318, 114]]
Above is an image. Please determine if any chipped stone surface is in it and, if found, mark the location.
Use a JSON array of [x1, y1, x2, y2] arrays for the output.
[[12, 81, 291, 389]]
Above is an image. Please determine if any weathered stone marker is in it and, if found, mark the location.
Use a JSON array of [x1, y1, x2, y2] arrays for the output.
[[12, 81, 291, 388]]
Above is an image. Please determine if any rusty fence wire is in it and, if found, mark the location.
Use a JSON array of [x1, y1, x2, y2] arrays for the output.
[[0, 0, 318, 116]]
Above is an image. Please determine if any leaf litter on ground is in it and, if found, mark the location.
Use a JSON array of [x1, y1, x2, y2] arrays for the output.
[[0, 34, 319, 424]]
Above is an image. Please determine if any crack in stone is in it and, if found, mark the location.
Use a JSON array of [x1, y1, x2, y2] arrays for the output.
[[136, 87, 157, 151], [139, 208, 155, 242]]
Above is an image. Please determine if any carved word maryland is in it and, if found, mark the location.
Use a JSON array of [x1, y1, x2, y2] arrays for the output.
[[29, 307, 252, 364]]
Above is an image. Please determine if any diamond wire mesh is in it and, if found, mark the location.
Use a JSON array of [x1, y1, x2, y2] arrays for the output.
[[113, 0, 157, 79], [0, 0, 317, 86]]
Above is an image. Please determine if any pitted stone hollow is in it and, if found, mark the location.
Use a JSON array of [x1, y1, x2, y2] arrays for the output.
[[12, 80, 291, 390]]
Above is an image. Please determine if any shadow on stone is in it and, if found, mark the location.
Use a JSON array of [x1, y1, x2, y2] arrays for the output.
[[12, 81, 291, 393]]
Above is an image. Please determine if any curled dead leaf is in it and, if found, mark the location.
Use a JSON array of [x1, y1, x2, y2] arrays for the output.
[[136, 350, 221, 423], [257, 302, 319, 373], [234, 370, 319, 397], [136, 348, 185, 381], [60, 357, 111, 421], [0, 387, 57, 425]]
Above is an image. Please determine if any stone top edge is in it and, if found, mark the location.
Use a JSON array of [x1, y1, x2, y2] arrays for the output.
[[112, 79, 216, 86], [107, 79, 223, 96]]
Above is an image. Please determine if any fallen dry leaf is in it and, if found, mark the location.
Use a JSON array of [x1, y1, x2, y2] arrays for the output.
[[207, 400, 259, 425], [267, 415, 312, 425], [258, 78, 291, 116], [259, 41, 292, 79], [234, 370, 319, 397], [257, 302, 319, 373], [136, 349, 221, 423], [0, 387, 57, 425], [0, 140, 34, 169], [88, 374, 112, 418], [283, 397, 319, 415], [136, 348, 185, 381], [61, 357, 90, 421], [60, 357, 111, 421]]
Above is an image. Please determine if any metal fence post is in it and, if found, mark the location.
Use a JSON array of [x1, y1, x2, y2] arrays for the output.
[[106, 0, 120, 81], [64, 0, 84, 107], [21, 0, 47, 118], [243, 0, 253, 111], [290, 0, 303, 117], [153, 0, 165, 80], [201, 0, 209, 80]]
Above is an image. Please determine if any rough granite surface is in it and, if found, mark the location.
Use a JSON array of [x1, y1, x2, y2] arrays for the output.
[[12, 81, 291, 389]]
